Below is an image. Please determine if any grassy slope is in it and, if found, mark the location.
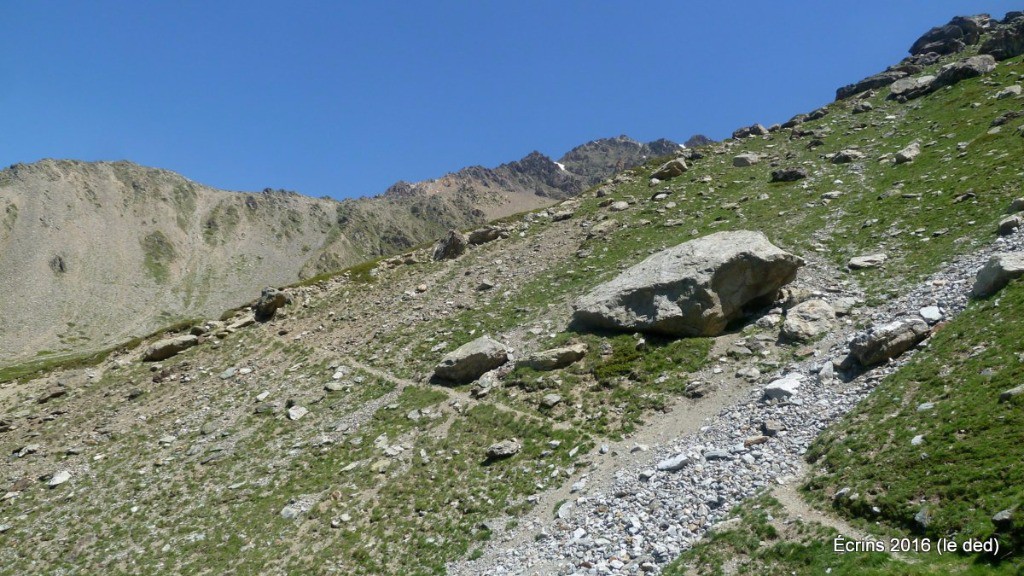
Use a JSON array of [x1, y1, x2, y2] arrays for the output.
[[2, 47, 1024, 576], [664, 52, 1024, 574]]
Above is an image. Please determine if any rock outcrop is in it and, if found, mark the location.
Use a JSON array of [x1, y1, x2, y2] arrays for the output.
[[572, 231, 803, 337]]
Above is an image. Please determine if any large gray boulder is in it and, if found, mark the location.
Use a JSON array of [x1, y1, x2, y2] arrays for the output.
[[143, 334, 199, 361], [781, 299, 836, 342], [572, 231, 803, 337], [972, 253, 1024, 297], [434, 336, 509, 384], [849, 318, 930, 366]]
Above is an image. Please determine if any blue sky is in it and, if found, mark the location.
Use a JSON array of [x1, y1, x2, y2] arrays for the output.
[[1, 1, 1019, 199]]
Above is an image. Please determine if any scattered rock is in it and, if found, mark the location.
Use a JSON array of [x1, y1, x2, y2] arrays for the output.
[[467, 226, 502, 245], [572, 231, 803, 337], [254, 287, 289, 320], [998, 215, 1022, 236], [781, 299, 835, 342], [36, 386, 67, 404], [732, 124, 769, 139], [280, 505, 303, 520], [433, 336, 509, 384], [432, 229, 468, 261], [894, 141, 921, 164], [656, 453, 691, 472], [996, 85, 1022, 99], [770, 167, 808, 182], [992, 509, 1016, 531], [486, 439, 522, 460], [763, 374, 802, 401], [972, 253, 1024, 297], [540, 394, 562, 409], [287, 406, 308, 421], [849, 318, 930, 366], [609, 201, 630, 212], [836, 70, 906, 100], [518, 343, 588, 371], [732, 153, 761, 167], [143, 334, 199, 362], [650, 158, 688, 180], [849, 254, 888, 269], [761, 419, 784, 436], [48, 471, 71, 488], [852, 101, 874, 114], [919, 306, 943, 324], [888, 75, 935, 100], [999, 384, 1024, 402], [831, 149, 865, 164]]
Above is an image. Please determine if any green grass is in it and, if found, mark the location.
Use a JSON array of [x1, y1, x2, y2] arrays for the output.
[[664, 494, 1020, 576], [804, 279, 1024, 567], [141, 230, 176, 283]]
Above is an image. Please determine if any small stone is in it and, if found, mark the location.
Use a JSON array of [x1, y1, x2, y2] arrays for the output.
[[999, 385, 1024, 402], [540, 394, 562, 409], [763, 374, 802, 401], [486, 439, 522, 460], [48, 471, 71, 488], [280, 505, 303, 520], [656, 453, 691, 472], [287, 406, 308, 421], [911, 435, 925, 446], [919, 306, 943, 324]]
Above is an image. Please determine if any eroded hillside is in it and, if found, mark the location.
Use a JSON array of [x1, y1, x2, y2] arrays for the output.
[[0, 136, 676, 365]]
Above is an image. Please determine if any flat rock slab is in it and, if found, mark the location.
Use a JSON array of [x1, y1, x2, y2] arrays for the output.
[[849, 253, 888, 269], [519, 343, 588, 371], [143, 334, 199, 362], [572, 230, 803, 337]]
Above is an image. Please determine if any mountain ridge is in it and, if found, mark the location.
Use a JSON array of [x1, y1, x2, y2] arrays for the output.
[[0, 135, 683, 363]]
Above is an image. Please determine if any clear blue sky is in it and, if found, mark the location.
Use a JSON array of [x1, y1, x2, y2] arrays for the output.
[[1, 1, 1018, 199]]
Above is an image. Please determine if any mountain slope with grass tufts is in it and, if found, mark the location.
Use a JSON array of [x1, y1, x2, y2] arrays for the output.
[[2, 11, 1024, 576]]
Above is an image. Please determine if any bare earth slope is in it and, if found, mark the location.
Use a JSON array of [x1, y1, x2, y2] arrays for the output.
[[0, 137, 678, 363]]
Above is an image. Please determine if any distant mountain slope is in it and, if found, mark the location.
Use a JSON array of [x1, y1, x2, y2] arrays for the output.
[[0, 136, 678, 362]]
